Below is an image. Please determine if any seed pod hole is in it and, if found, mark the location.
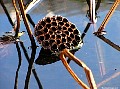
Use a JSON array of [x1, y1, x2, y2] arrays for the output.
[[46, 17, 51, 23], [57, 40, 61, 44], [46, 24, 51, 28], [70, 33, 74, 38], [61, 34, 66, 37], [51, 17, 56, 21], [35, 31, 42, 36], [51, 35, 56, 39], [38, 25, 43, 29], [56, 16, 62, 21], [64, 31, 69, 35], [63, 18, 68, 22], [50, 39, 55, 44], [58, 22, 64, 26], [62, 38, 66, 43], [39, 36, 44, 41], [67, 37, 72, 42], [51, 44, 58, 51], [58, 26, 62, 30], [56, 30, 61, 34], [74, 29, 79, 34], [68, 28, 73, 32], [65, 23, 69, 27], [49, 31, 53, 35], [63, 26, 67, 30], [45, 34, 50, 40], [41, 21, 46, 26], [59, 44, 66, 51], [72, 40, 78, 46], [56, 35, 61, 39], [71, 24, 75, 29], [51, 27, 56, 31], [44, 41, 49, 46], [66, 43, 70, 48], [75, 35, 81, 42], [43, 28, 48, 33], [52, 22, 57, 26]]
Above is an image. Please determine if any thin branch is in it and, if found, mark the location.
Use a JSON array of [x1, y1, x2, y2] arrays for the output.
[[81, 23, 91, 40], [14, 42, 22, 89], [20, 42, 43, 89], [18, 0, 36, 45], [97, 35, 120, 51], [26, 14, 35, 27], [95, 0, 120, 33], [0, 0, 14, 27], [12, 0, 20, 37], [17, 0, 36, 89]]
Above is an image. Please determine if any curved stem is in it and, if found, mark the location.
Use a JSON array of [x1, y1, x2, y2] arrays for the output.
[[60, 49, 97, 89], [59, 51, 89, 89]]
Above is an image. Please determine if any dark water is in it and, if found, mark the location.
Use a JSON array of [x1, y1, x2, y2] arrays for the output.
[[0, 0, 120, 89]]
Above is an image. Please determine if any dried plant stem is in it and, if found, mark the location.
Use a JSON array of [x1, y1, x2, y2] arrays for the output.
[[20, 42, 43, 89], [97, 0, 120, 32], [12, 0, 20, 37], [97, 35, 120, 51], [0, 0, 14, 27], [81, 23, 91, 40], [60, 49, 97, 89], [14, 43, 22, 89], [18, 0, 36, 89], [18, 0, 36, 44], [11, 0, 21, 89], [26, 14, 35, 27]]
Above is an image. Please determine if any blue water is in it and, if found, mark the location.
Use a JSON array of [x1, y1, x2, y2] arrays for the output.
[[0, 0, 120, 89]]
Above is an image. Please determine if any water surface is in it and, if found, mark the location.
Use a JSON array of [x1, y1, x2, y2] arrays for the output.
[[0, 0, 120, 89]]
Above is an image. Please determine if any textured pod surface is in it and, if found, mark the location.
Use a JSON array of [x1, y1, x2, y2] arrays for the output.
[[34, 15, 83, 54], [34, 15, 83, 65]]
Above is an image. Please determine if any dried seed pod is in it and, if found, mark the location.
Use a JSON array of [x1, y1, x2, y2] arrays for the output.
[[34, 15, 83, 55]]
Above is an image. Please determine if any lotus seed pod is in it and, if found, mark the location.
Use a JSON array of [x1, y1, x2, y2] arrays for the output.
[[34, 15, 83, 54]]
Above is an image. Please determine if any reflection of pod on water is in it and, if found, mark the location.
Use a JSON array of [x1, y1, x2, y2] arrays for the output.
[[34, 15, 83, 65], [35, 47, 59, 65], [35, 47, 78, 65]]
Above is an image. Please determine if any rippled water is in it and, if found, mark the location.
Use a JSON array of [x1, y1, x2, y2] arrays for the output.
[[0, 0, 120, 89]]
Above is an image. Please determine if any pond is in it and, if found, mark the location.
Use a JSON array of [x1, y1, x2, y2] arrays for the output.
[[0, 0, 120, 89]]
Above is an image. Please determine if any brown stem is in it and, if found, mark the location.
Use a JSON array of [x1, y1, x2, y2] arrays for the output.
[[97, 0, 120, 32], [97, 35, 120, 51], [59, 52, 89, 89], [14, 42, 22, 89], [17, 0, 36, 89], [60, 49, 97, 89], [20, 42, 43, 89], [17, 0, 36, 45], [0, 0, 14, 27], [12, 0, 20, 37]]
